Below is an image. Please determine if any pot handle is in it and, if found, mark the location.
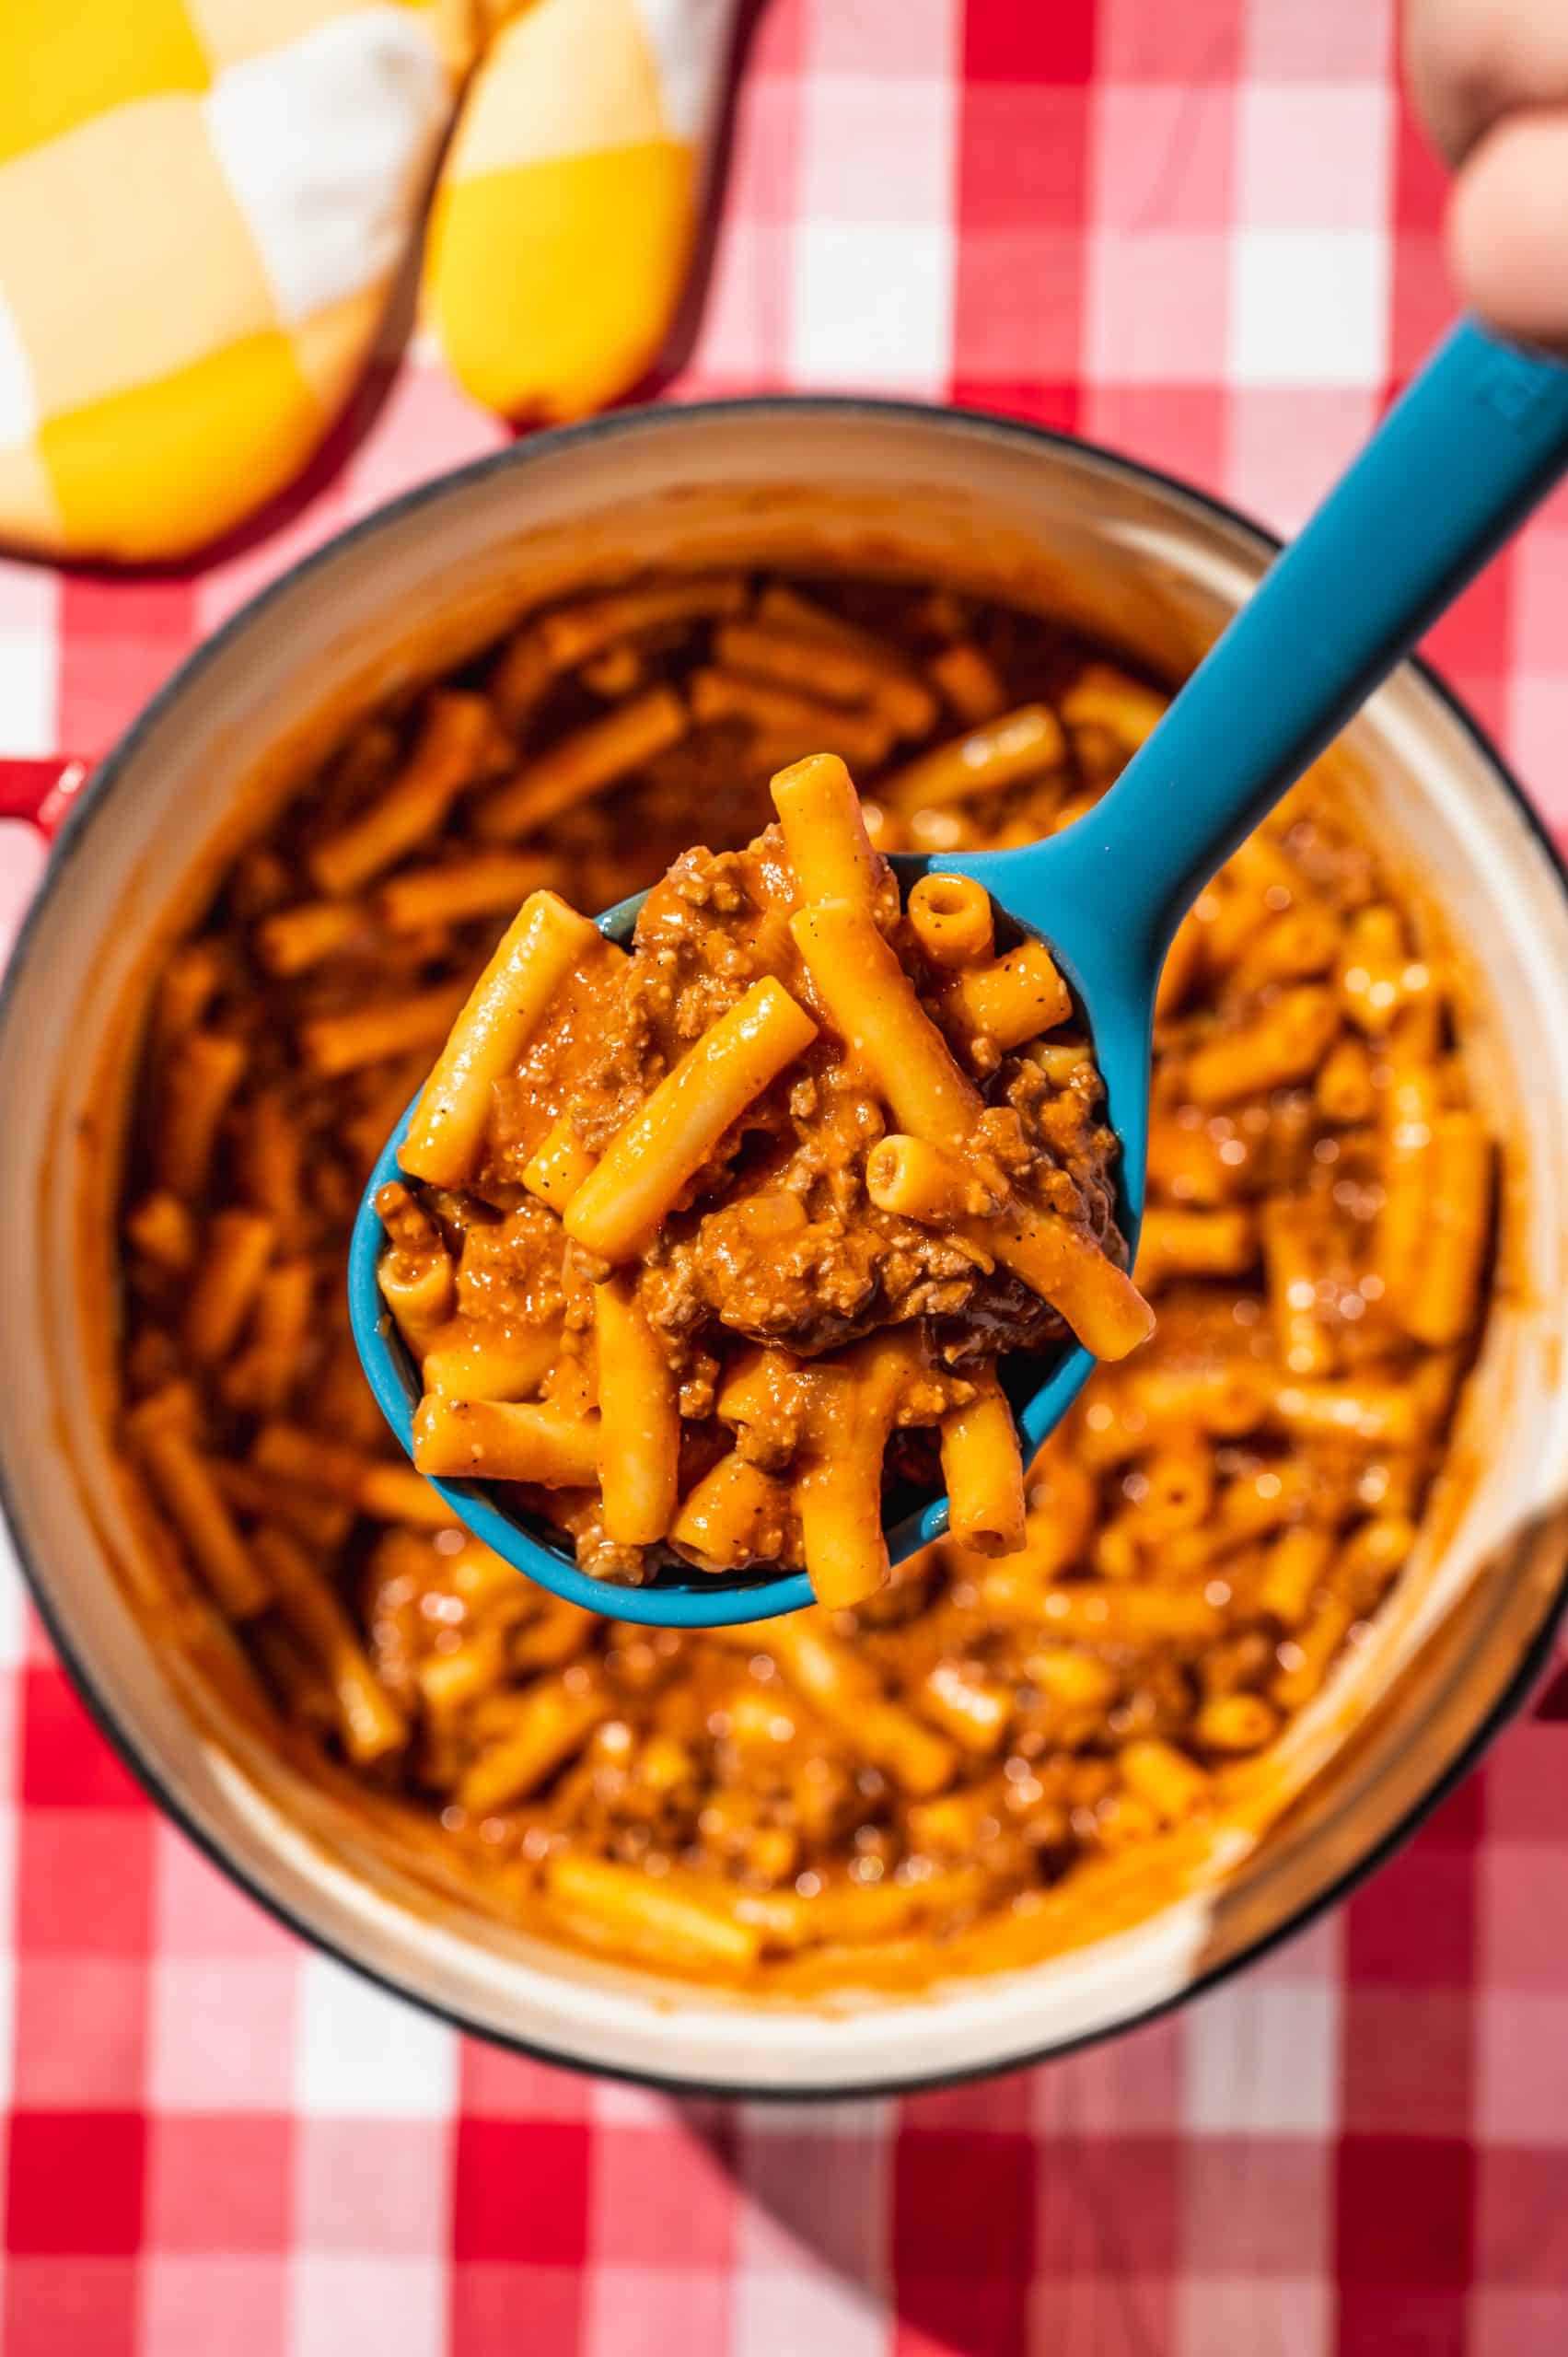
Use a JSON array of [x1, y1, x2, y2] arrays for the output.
[[0, 757, 90, 834]]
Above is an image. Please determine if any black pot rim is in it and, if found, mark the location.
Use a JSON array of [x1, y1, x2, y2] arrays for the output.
[[4, 391, 1567, 2102]]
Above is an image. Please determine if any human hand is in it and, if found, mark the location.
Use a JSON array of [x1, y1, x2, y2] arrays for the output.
[[1408, 0, 1568, 350]]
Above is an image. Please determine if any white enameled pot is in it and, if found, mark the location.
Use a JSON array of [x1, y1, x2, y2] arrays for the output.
[[3, 401, 1567, 2096]]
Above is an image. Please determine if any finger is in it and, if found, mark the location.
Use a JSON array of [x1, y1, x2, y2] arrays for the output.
[[1406, 0, 1568, 164], [1449, 109, 1568, 354]]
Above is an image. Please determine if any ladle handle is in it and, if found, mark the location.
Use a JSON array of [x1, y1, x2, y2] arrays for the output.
[[1092, 319, 1568, 951]]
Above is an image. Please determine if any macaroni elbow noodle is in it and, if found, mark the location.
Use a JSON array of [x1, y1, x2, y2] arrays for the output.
[[401, 889, 603, 1187], [112, 562, 1493, 1989], [562, 978, 819, 1263], [942, 939, 1072, 1052], [593, 1276, 680, 1547], [788, 899, 985, 1150], [908, 871, 994, 968]]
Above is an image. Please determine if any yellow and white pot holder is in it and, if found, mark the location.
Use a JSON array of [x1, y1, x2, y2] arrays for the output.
[[426, 0, 735, 424], [0, 0, 736, 563]]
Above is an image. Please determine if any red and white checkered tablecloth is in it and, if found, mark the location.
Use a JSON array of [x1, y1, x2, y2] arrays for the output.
[[3, 4, 1568, 2351]]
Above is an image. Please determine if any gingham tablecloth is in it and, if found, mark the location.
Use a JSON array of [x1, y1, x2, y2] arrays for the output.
[[3, 5, 1567, 2351]]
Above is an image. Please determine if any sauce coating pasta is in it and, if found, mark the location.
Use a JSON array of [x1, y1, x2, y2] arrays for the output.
[[113, 565, 1493, 1990], [385, 754, 1149, 1599]]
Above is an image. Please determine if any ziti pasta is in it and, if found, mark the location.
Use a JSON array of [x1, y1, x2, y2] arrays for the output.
[[385, 753, 1151, 1604], [112, 564, 1495, 1991]]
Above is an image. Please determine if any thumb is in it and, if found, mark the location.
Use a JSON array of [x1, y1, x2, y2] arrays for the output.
[[1448, 109, 1568, 354]]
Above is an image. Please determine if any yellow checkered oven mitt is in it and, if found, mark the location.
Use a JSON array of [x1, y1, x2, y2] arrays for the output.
[[0, 3, 469, 562], [0, 0, 735, 564], [424, 0, 737, 423]]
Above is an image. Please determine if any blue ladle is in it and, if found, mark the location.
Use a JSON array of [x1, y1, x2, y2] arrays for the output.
[[352, 319, 1568, 1629]]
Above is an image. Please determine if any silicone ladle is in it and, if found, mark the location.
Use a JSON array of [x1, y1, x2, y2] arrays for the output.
[[351, 319, 1568, 1628]]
